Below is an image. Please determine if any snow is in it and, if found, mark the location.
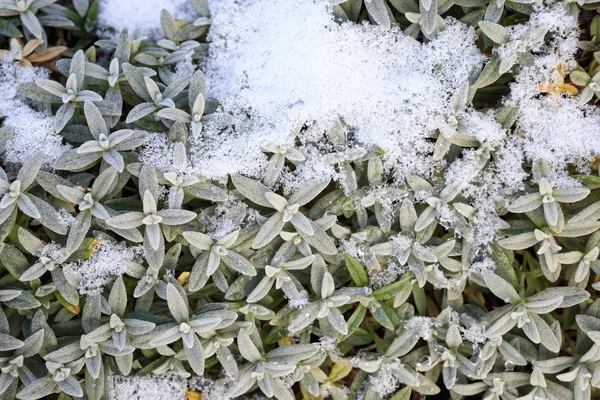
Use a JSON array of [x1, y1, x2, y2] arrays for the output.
[[366, 359, 404, 397], [138, 133, 179, 173], [501, 1, 593, 184], [188, 0, 595, 249], [405, 316, 439, 340], [459, 318, 487, 345], [189, 0, 484, 183], [117, 0, 592, 271], [319, 336, 339, 353], [57, 208, 76, 229], [188, 377, 228, 400], [65, 240, 143, 295], [188, 377, 270, 400], [0, 62, 70, 167], [516, 97, 600, 176], [37, 242, 63, 260], [113, 374, 187, 400], [417, 2, 591, 246], [97, 0, 195, 39]]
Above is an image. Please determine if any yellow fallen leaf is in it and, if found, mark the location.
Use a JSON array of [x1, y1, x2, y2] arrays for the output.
[[186, 391, 202, 400], [177, 271, 191, 285]]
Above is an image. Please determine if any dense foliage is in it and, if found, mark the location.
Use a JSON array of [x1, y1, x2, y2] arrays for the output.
[[0, 0, 600, 399]]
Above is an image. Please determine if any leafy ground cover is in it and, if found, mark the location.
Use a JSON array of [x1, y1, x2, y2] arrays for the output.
[[1, 0, 600, 399]]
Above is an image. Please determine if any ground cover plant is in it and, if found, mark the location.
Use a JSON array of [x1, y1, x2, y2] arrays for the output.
[[2, 0, 600, 399]]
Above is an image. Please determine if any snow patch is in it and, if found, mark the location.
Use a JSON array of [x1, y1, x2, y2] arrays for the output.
[[66, 240, 143, 295], [113, 374, 187, 400], [97, 0, 195, 39], [0, 62, 70, 167], [198, 0, 484, 183]]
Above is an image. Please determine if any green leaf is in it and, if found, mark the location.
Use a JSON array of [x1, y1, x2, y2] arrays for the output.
[[21, 10, 43, 39], [52, 268, 79, 306], [184, 334, 205, 374], [126, 102, 158, 123], [389, 0, 419, 13], [4, 290, 40, 310], [122, 63, 152, 102], [85, 363, 104, 400], [419, 0, 438, 35], [340, 304, 367, 342], [0, 19, 22, 37], [28, 195, 69, 235], [0, 332, 24, 351], [478, 21, 509, 44], [16, 376, 56, 400], [498, 231, 538, 250], [166, 283, 189, 323], [364, 0, 391, 30], [252, 213, 284, 249], [489, 242, 519, 289], [300, 220, 338, 255], [390, 387, 412, 400], [0, 244, 30, 279], [160, 9, 178, 39], [231, 175, 272, 208], [370, 300, 397, 330], [373, 275, 412, 301], [472, 55, 501, 89], [343, 253, 368, 287], [412, 284, 427, 316], [575, 174, 600, 190], [109, 276, 127, 316]]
